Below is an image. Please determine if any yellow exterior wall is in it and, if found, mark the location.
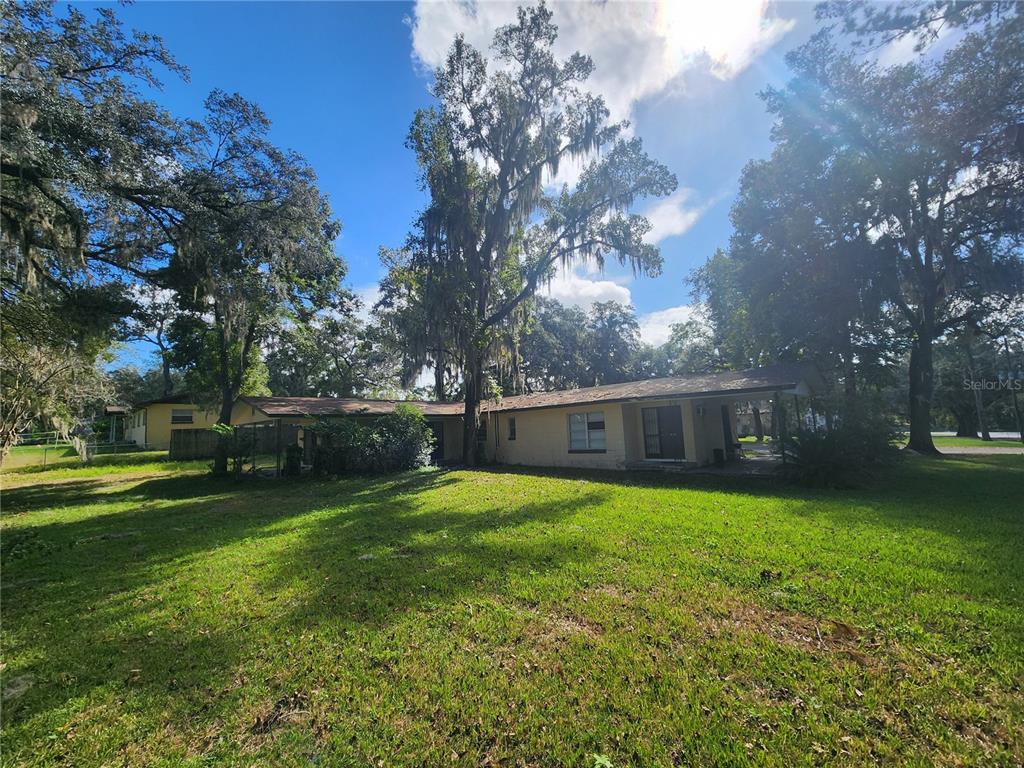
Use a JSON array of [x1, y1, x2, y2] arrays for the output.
[[622, 398, 707, 465], [125, 404, 217, 449], [126, 401, 277, 450], [487, 403, 627, 469], [126, 397, 738, 466], [681, 398, 738, 465], [483, 398, 740, 469]]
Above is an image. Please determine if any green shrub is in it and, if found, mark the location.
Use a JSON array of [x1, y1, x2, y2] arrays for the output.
[[310, 404, 435, 475], [373, 405, 436, 470], [781, 410, 902, 487]]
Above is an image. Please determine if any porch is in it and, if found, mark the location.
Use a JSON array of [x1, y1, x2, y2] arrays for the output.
[[621, 396, 763, 469]]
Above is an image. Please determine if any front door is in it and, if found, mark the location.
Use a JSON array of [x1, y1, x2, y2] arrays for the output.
[[642, 405, 685, 460]]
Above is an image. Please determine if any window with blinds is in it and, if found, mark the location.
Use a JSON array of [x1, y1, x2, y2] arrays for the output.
[[170, 409, 194, 424], [568, 411, 606, 452]]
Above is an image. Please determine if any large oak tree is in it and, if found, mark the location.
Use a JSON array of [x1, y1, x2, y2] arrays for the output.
[[697, 14, 1023, 452], [383, 3, 675, 462]]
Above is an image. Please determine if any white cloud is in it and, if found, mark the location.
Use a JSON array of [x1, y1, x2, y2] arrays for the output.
[[352, 284, 381, 322], [540, 265, 695, 347], [410, 1, 796, 127], [638, 304, 695, 346], [643, 188, 714, 244], [542, 264, 632, 309]]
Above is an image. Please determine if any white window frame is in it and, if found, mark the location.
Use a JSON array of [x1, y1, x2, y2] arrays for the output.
[[568, 411, 606, 453]]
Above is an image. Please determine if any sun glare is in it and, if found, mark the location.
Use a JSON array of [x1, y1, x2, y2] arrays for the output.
[[656, 0, 792, 78]]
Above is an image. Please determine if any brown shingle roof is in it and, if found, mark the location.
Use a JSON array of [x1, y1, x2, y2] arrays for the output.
[[233, 364, 817, 419], [241, 396, 464, 418], [479, 364, 816, 413]]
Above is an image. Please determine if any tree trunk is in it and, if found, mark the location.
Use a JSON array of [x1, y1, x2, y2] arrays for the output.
[[964, 337, 990, 440], [212, 388, 234, 476], [462, 355, 484, 466], [842, 333, 857, 411], [907, 327, 939, 454], [434, 356, 447, 402], [752, 405, 764, 442], [161, 351, 173, 397], [953, 404, 979, 437], [972, 383, 991, 441]]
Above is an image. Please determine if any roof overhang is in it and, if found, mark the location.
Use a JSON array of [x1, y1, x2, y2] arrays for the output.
[[482, 382, 806, 414]]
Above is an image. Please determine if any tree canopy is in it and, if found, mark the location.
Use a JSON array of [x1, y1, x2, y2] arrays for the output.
[[694, 10, 1023, 450], [380, 2, 675, 461]]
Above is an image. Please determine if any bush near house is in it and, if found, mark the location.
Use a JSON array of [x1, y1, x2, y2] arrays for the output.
[[781, 410, 903, 487], [311, 404, 435, 474]]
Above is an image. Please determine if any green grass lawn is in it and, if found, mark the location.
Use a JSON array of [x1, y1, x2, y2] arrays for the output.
[[2, 456, 1022, 766], [1, 444, 78, 470], [2, 446, 173, 475]]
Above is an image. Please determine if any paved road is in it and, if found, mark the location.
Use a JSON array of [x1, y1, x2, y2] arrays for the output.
[[933, 431, 1022, 440], [938, 446, 1024, 455]]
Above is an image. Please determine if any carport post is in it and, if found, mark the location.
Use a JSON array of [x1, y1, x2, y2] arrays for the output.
[[776, 391, 786, 465]]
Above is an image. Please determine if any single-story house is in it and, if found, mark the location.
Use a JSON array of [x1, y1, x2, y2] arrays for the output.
[[125, 364, 818, 469], [479, 364, 817, 470]]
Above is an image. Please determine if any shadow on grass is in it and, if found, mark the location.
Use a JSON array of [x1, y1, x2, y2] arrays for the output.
[[467, 457, 1024, 598], [3, 456, 1021, 760], [1, 468, 603, 738]]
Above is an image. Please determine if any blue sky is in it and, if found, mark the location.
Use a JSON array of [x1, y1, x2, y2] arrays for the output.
[[106, 0, 826, 364]]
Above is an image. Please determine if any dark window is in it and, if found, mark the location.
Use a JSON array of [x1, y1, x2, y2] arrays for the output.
[[508, 417, 517, 441], [171, 408, 194, 424]]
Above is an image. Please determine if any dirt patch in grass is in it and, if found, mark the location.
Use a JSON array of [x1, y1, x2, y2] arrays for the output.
[[525, 609, 603, 649], [2, 673, 35, 701], [583, 583, 636, 603], [709, 599, 876, 665], [250, 690, 310, 735]]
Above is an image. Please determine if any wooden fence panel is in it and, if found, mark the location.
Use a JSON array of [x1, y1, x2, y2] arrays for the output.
[[169, 428, 220, 460]]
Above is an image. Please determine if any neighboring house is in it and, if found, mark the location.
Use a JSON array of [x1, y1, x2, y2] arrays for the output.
[[126, 364, 818, 469], [125, 395, 268, 450]]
